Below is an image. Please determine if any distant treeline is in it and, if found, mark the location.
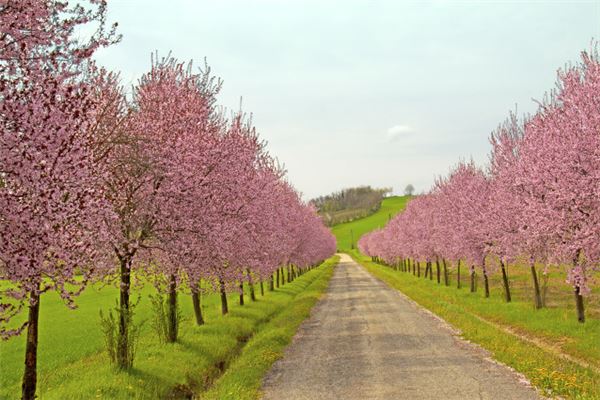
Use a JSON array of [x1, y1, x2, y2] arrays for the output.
[[312, 186, 391, 226]]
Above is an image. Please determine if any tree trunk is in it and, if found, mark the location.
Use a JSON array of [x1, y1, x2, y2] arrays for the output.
[[276, 268, 280, 288], [483, 268, 490, 298], [530, 261, 542, 309], [470, 267, 476, 293], [260, 280, 264, 296], [118, 255, 132, 368], [428, 261, 433, 280], [239, 283, 244, 306], [21, 288, 40, 400], [166, 274, 178, 343], [575, 286, 585, 323], [412, 259, 415, 275], [270, 275, 274, 291], [246, 269, 256, 301], [442, 259, 449, 286], [191, 284, 204, 326], [287, 265, 292, 283], [219, 278, 228, 315], [500, 260, 511, 303], [436, 259, 441, 284], [457, 260, 461, 289], [417, 261, 421, 277], [573, 250, 585, 323]]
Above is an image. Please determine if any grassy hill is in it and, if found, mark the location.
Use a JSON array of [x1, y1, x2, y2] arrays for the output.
[[331, 196, 410, 251]]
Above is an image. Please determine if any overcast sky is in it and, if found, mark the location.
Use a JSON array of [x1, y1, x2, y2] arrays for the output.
[[95, 0, 600, 199]]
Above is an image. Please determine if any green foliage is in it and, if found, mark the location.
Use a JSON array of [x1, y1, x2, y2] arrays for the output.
[[331, 195, 410, 250], [148, 292, 183, 343], [147, 293, 166, 344], [99, 301, 143, 369]]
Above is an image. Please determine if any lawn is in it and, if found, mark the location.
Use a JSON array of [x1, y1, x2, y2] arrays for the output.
[[331, 195, 410, 251], [0, 256, 338, 399]]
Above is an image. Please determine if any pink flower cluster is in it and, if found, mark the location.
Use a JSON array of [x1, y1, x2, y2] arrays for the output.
[[0, 0, 119, 338]]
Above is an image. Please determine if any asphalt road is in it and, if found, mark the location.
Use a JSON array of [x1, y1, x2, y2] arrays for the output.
[[261, 253, 542, 400]]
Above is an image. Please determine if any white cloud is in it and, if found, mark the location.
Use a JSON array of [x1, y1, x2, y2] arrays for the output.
[[386, 124, 413, 141]]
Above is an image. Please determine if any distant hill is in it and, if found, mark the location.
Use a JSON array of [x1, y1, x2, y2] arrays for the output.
[[330, 196, 410, 251], [311, 186, 391, 226]]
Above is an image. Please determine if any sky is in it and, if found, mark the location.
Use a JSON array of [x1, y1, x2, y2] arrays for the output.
[[94, 0, 600, 200]]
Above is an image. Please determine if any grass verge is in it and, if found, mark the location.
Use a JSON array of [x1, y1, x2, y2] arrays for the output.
[[0, 256, 338, 399], [201, 256, 337, 399], [349, 250, 600, 400]]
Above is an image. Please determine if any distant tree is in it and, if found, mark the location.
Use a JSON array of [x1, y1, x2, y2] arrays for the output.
[[404, 184, 415, 196], [311, 186, 391, 225], [311, 186, 390, 213]]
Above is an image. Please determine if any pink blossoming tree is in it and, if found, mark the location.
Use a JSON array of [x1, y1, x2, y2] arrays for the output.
[[0, 1, 118, 397]]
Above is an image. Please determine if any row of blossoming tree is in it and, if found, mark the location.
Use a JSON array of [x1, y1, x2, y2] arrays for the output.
[[360, 47, 599, 325], [0, 1, 336, 399]]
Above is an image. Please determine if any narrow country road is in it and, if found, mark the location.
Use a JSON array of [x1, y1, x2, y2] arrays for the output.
[[261, 254, 542, 400]]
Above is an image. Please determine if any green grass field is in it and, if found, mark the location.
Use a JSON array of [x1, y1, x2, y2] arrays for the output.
[[331, 195, 410, 251], [328, 195, 599, 399], [0, 257, 338, 399]]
